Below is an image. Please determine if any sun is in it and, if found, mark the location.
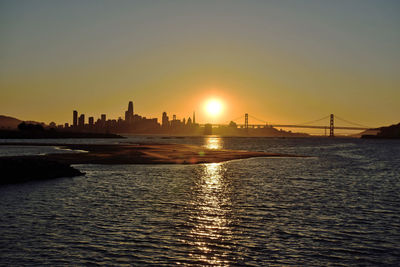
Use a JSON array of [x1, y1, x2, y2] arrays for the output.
[[205, 99, 223, 117]]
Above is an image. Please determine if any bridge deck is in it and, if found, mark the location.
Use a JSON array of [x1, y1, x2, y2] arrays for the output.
[[200, 124, 371, 131]]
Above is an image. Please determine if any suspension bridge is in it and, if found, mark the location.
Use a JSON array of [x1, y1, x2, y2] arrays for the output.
[[201, 114, 374, 137]]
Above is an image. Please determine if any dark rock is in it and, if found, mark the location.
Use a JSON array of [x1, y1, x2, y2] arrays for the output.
[[0, 156, 85, 184]]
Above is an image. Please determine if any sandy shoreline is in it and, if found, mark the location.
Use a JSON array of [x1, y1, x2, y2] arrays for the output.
[[0, 142, 305, 184], [0, 142, 304, 164]]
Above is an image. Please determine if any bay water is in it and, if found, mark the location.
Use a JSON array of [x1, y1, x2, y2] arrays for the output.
[[0, 137, 399, 266]]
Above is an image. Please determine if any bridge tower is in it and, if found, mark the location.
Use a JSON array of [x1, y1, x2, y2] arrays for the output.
[[329, 114, 334, 137], [245, 113, 249, 131]]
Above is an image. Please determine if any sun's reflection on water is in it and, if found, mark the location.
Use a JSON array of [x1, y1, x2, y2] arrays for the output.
[[204, 136, 223, 150], [185, 161, 235, 265]]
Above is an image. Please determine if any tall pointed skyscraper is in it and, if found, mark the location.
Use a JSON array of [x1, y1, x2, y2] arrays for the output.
[[73, 110, 78, 127], [128, 101, 134, 115], [125, 101, 134, 124]]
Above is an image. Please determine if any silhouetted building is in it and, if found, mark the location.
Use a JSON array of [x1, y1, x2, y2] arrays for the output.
[[193, 111, 196, 124], [125, 111, 129, 123], [128, 101, 134, 114], [78, 114, 85, 128], [73, 110, 78, 127], [101, 114, 106, 123], [88, 117, 94, 126], [170, 116, 183, 129], [229, 121, 237, 128], [125, 101, 134, 125], [162, 112, 169, 128]]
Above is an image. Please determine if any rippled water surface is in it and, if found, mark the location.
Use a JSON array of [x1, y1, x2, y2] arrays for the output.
[[1, 137, 399, 266]]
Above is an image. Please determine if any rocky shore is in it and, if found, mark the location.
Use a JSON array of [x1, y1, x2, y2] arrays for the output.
[[0, 156, 84, 184]]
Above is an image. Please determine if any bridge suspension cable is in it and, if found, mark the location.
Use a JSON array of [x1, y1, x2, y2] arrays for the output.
[[238, 114, 331, 126], [248, 115, 268, 124], [264, 115, 330, 126], [293, 115, 330, 126], [334, 115, 370, 128], [221, 114, 371, 131], [223, 115, 244, 124]]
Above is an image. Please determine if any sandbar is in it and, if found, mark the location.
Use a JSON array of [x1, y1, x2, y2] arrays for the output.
[[0, 142, 303, 165]]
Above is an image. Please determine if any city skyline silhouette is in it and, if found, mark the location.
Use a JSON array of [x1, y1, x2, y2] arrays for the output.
[[35, 101, 373, 137]]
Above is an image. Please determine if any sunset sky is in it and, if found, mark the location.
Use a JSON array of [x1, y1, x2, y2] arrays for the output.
[[1, 0, 399, 129]]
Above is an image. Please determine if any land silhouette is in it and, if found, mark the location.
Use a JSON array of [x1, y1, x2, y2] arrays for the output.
[[0, 122, 122, 139], [0, 156, 84, 184], [362, 123, 400, 139]]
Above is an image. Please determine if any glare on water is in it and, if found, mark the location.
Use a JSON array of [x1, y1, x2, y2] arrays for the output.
[[188, 161, 233, 265], [204, 136, 223, 150]]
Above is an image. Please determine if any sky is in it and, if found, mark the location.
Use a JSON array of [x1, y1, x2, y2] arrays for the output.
[[1, 0, 399, 132]]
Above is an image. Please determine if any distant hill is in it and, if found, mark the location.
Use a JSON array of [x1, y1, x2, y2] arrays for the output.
[[0, 115, 22, 129], [362, 123, 400, 139], [0, 115, 46, 129], [352, 128, 380, 138]]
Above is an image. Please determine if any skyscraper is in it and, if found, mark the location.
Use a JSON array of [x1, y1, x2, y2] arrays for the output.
[[125, 111, 129, 122], [193, 111, 196, 124], [78, 114, 85, 128], [162, 112, 169, 127], [73, 110, 78, 127], [128, 101, 134, 115], [125, 101, 134, 124]]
